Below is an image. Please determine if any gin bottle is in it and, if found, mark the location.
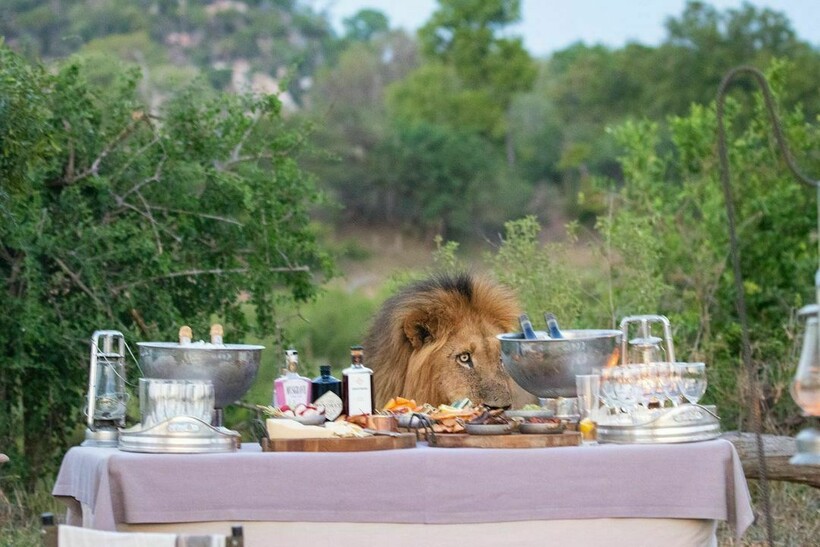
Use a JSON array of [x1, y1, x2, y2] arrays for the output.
[[273, 349, 312, 408], [312, 365, 344, 420], [342, 345, 374, 416]]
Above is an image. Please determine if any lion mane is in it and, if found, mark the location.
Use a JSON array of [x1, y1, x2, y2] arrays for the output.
[[363, 272, 524, 408]]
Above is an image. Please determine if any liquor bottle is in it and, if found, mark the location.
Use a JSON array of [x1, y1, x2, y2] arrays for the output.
[[544, 312, 564, 339], [312, 365, 344, 421], [342, 345, 374, 416], [209, 324, 224, 345], [519, 314, 538, 340], [272, 349, 312, 408]]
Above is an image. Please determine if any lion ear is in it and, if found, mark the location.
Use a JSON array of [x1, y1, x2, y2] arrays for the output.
[[402, 310, 436, 349]]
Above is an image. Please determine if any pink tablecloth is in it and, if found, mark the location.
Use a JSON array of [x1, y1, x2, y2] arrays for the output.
[[52, 439, 753, 537]]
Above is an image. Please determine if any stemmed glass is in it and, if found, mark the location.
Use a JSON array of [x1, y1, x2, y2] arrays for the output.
[[677, 362, 707, 405], [633, 364, 658, 409], [655, 362, 682, 407], [611, 366, 639, 419], [599, 368, 618, 416]]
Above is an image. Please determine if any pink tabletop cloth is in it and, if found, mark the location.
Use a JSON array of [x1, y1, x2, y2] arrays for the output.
[[52, 439, 753, 538]]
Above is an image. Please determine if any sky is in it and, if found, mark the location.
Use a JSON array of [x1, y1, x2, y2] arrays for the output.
[[310, 0, 820, 57]]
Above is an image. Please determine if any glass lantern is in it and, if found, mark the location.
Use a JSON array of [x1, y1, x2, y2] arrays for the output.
[[792, 305, 820, 465], [82, 330, 128, 447]]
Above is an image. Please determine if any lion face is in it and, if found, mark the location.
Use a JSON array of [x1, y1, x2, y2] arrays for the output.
[[364, 273, 528, 409], [402, 321, 514, 408]]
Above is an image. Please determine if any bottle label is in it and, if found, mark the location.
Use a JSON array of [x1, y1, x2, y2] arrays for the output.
[[275, 378, 310, 408], [347, 374, 372, 416], [314, 391, 343, 421]]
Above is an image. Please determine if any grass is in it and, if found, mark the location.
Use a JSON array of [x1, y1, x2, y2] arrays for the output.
[[716, 480, 820, 546], [1, 478, 64, 547]]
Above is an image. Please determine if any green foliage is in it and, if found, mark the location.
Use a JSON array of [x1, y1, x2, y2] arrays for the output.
[[342, 9, 389, 43], [377, 120, 511, 239], [0, 46, 334, 483], [593, 67, 817, 430], [486, 216, 584, 325], [415, 0, 535, 140]]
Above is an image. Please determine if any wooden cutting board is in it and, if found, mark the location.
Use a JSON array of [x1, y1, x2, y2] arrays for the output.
[[428, 431, 581, 449], [261, 432, 417, 452]]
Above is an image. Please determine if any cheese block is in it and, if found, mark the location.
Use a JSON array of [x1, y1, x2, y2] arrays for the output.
[[266, 418, 336, 439]]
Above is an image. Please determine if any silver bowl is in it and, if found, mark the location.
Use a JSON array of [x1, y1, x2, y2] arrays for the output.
[[137, 342, 264, 408], [498, 330, 622, 398]]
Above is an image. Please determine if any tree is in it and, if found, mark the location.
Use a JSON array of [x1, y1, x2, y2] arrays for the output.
[[415, 0, 535, 143], [342, 9, 389, 43], [0, 45, 334, 482]]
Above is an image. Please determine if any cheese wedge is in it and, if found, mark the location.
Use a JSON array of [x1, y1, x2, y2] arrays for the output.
[[266, 418, 336, 439]]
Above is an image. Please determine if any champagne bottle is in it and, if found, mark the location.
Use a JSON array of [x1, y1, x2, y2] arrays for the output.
[[342, 345, 374, 416], [209, 324, 224, 345], [544, 312, 564, 339], [519, 314, 538, 340]]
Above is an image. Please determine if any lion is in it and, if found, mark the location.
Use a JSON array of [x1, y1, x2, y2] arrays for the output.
[[363, 272, 534, 409]]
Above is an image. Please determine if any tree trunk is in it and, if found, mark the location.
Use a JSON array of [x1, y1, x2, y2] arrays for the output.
[[722, 431, 820, 488]]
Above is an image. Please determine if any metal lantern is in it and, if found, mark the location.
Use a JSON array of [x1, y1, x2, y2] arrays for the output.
[[791, 305, 820, 465], [82, 330, 128, 447]]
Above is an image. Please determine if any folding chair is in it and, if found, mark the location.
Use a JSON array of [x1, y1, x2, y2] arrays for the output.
[[41, 513, 244, 547]]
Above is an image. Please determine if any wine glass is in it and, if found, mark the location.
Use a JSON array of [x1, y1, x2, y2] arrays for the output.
[[677, 362, 707, 405], [633, 364, 658, 409], [611, 366, 639, 419], [655, 362, 682, 407], [599, 367, 618, 416]]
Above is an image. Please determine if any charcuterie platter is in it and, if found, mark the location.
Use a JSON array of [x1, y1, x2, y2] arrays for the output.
[[427, 431, 580, 449], [261, 432, 416, 452]]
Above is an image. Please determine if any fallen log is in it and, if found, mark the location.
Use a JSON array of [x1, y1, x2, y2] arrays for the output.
[[722, 431, 820, 488]]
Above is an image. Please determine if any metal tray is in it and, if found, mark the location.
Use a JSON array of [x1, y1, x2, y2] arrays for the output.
[[118, 416, 240, 453], [597, 404, 720, 444]]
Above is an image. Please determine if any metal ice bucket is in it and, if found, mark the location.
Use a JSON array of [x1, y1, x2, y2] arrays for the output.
[[137, 342, 264, 409], [498, 330, 622, 398]]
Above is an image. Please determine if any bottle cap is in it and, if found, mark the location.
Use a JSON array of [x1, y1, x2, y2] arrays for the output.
[[350, 345, 364, 364], [320, 365, 331, 376], [285, 349, 299, 372]]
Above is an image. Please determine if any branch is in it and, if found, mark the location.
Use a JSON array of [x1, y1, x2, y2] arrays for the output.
[[110, 265, 311, 292], [62, 113, 148, 186], [215, 153, 274, 170], [144, 205, 244, 226], [53, 256, 115, 321]]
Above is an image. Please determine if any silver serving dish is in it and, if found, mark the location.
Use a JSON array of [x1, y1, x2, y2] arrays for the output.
[[498, 330, 622, 398], [597, 404, 721, 444], [118, 416, 240, 453], [504, 409, 555, 420], [518, 421, 565, 435], [464, 423, 512, 435], [137, 342, 264, 408]]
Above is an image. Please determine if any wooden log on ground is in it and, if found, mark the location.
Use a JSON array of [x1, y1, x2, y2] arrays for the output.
[[722, 431, 820, 488]]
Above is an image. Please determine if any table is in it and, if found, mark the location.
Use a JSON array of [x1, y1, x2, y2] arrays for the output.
[[52, 439, 753, 546]]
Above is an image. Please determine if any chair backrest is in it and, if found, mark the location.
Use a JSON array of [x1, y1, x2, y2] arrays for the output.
[[40, 513, 244, 547]]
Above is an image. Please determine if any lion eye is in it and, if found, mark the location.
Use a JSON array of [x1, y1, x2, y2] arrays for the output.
[[456, 352, 473, 369]]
